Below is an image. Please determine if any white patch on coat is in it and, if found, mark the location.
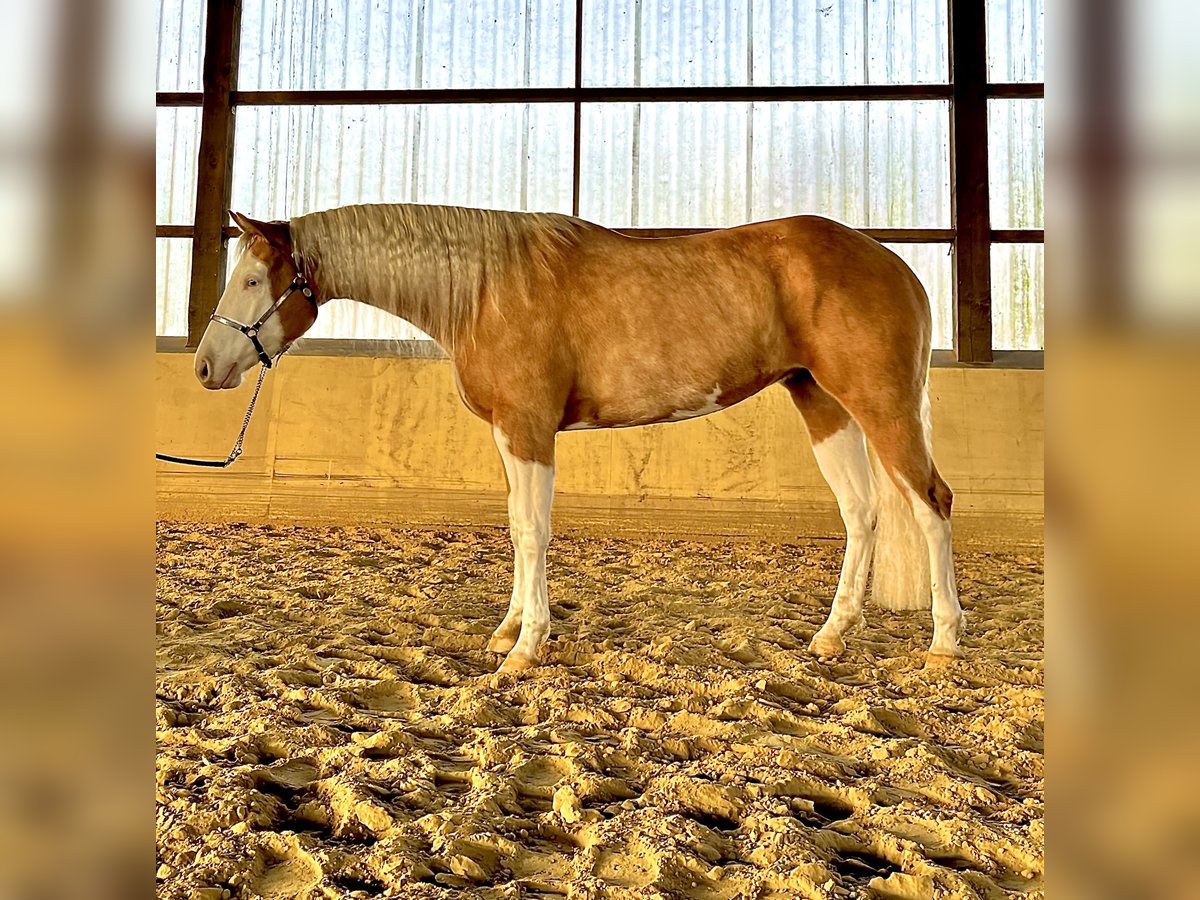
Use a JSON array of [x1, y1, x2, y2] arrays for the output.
[[665, 385, 724, 422]]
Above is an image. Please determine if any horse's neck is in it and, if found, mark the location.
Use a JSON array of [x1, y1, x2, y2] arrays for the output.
[[339, 278, 458, 350], [294, 209, 472, 350], [304, 257, 457, 348]]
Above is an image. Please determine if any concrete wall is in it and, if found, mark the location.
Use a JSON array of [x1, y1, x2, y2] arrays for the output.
[[156, 354, 1043, 544]]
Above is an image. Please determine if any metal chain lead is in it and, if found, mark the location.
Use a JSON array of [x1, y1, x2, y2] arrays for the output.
[[155, 362, 272, 468], [158, 268, 315, 468], [227, 362, 270, 463]]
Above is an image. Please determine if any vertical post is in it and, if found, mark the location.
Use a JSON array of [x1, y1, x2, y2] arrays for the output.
[[949, 0, 992, 362], [571, 0, 584, 216], [1078, 0, 1127, 320], [187, 0, 242, 347]]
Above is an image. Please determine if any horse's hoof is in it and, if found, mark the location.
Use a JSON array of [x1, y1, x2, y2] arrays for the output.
[[497, 651, 538, 674], [808, 632, 845, 659], [924, 652, 959, 669], [486, 633, 517, 654]]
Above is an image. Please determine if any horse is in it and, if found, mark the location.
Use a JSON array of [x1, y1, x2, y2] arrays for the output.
[[195, 204, 964, 673]]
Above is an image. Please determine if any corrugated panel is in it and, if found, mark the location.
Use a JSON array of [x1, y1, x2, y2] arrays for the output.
[[231, 103, 573, 218], [229, 102, 574, 340], [886, 243, 953, 350], [159, 1, 1036, 350], [987, 1, 1045, 348], [585, 0, 948, 86], [990, 98, 1043, 229], [987, 0, 1043, 82], [156, 0, 206, 91], [156, 107, 201, 225], [157, 238, 191, 337], [238, 0, 574, 90], [990, 97, 1043, 350], [580, 100, 949, 228], [992, 243, 1043, 349]]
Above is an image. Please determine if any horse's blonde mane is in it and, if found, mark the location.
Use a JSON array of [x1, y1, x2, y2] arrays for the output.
[[288, 203, 585, 347]]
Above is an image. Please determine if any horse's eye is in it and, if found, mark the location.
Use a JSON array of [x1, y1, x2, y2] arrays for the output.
[[246, 278, 258, 287]]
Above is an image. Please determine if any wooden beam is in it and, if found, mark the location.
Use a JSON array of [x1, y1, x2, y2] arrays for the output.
[[949, 0, 993, 363], [988, 82, 1044, 99], [156, 92, 204, 106], [991, 228, 1044, 243], [231, 83, 955, 107], [186, 0, 241, 348]]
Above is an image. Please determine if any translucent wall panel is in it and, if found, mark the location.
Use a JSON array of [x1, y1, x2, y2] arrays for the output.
[[987, 0, 1044, 82], [156, 0, 206, 91], [990, 99, 1043, 229], [992, 243, 1043, 349], [581, 101, 949, 228], [230, 104, 572, 340], [156, 107, 200, 226], [753, 101, 949, 228], [303, 300, 429, 341], [580, 103, 750, 227], [885, 243, 953, 349], [157, 239, 191, 336], [585, 0, 948, 87], [239, 0, 573, 90], [232, 104, 574, 220]]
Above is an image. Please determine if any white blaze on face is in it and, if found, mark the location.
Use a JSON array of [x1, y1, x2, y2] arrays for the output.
[[193, 248, 285, 390]]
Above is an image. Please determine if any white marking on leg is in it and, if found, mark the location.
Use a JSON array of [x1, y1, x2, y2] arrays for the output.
[[807, 423, 877, 655], [493, 427, 555, 670], [487, 545, 525, 653], [904, 484, 964, 658]]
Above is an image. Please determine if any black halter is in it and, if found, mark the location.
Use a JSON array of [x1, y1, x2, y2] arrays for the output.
[[155, 273, 318, 468], [209, 274, 317, 368]]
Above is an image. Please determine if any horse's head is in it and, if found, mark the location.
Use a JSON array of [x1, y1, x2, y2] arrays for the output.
[[194, 212, 319, 389]]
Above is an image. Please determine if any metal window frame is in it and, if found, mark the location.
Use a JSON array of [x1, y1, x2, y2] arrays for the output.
[[156, 0, 1044, 365]]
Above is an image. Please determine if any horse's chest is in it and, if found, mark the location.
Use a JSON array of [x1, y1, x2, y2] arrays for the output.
[[452, 365, 489, 421]]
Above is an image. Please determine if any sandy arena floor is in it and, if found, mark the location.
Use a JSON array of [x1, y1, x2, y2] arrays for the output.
[[156, 523, 1043, 900]]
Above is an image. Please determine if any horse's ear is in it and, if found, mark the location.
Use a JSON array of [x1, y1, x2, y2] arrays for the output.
[[230, 211, 291, 249], [230, 210, 257, 236]]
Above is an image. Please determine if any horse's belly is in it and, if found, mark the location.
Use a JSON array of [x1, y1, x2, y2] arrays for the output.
[[562, 366, 790, 431], [561, 385, 727, 431]]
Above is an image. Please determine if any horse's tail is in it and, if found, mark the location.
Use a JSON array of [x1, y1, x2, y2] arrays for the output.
[[868, 383, 934, 611]]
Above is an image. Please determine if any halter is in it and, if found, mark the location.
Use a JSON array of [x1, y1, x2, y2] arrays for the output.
[[209, 273, 317, 368], [155, 270, 319, 468]]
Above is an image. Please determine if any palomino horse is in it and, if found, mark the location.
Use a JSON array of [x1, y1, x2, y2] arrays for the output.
[[195, 205, 963, 673]]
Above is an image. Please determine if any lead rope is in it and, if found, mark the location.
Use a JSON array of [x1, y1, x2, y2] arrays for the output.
[[155, 361, 271, 468]]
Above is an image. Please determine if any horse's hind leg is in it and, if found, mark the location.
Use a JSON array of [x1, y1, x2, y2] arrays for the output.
[[786, 372, 877, 657], [855, 391, 964, 663]]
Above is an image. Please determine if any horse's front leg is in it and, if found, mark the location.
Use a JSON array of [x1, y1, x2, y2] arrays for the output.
[[490, 423, 555, 673]]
